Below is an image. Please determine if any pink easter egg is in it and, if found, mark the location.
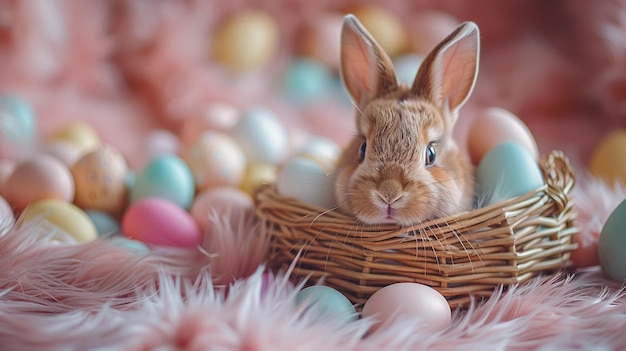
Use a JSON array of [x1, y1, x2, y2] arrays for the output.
[[190, 186, 254, 237], [362, 283, 451, 334], [122, 197, 202, 248]]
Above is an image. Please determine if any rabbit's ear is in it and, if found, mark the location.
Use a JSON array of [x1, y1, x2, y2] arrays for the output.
[[412, 22, 479, 119], [340, 15, 397, 107]]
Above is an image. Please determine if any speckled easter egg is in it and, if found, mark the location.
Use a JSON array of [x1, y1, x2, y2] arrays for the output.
[[231, 108, 288, 165], [296, 286, 358, 325], [184, 131, 246, 191], [50, 122, 100, 157], [212, 11, 279, 72], [362, 283, 451, 333], [589, 130, 626, 187], [467, 107, 539, 166], [5, 154, 75, 211], [0, 94, 36, 148], [475, 142, 544, 206], [18, 199, 98, 243], [598, 198, 626, 281], [130, 154, 195, 209], [71, 145, 129, 215], [122, 197, 202, 248], [281, 58, 334, 104], [350, 5, 407, 57]]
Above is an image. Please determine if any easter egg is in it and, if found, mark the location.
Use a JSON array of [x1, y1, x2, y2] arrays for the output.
[[297, 137, 340, 172], [184, 131, 246, 191], [122, 197, 202, 248], [467, 107, 539, 166], [190, 186, 255, 236], [180, 103, 239, 151], [300, 14, 343, 70], [277, 156, 336, 209], [130, 154, 195, 209], [281, 58, 334, 104], [231, 107, 288, 165], [18, 199, 98, 243], [4, 154, 75, 211], [50, 122, 100, 157], [239, 163, 277, 195], [407, 11, 460, 54], [598, 198, 626, 281], [109, 236, 149, 254], [85, 210, 120, 236], [212, 11, 279, 72], [475, 142, 544, 206], [350, 5, 407, 57], [296, 286, 358, 325], [589, 130, 626, 187], [362, 283, 451, 333], [43, 140, 84, 166], [0, 94, 36, 148], [71, 145, 129, 214], [145, 129, 180, 159]]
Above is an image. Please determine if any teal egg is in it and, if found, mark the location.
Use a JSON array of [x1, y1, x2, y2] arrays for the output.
[[598, 198, 626, 281], [85, 210, 120, 236], [295, 286, 357, 325], [130, 155, 195, 209], [109, 236, 150, 254], [282, 58, 334, 104], [475, 141, 544, 206], [0, 94, 36, 145]]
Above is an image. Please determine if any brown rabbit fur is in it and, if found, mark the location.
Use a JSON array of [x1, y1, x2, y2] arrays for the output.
[[335, 15, 479, 226]]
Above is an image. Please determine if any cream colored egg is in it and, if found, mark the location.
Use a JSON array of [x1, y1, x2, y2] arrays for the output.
[[589, 130, 626, 187], [18, 199, 97, 243], [184, 131, 246, 191], [240, 163, 277, 195], [5, 154, 75, 211], [180, 103, 240, 152], [350, 6, 407, 57], [44, 140, 84, 166], [467, 107, 539, 166], [212, 11, 279, 72], [71, 145, 129, 215], [50, 122, 100, 156], [276, 156, 336, 209]]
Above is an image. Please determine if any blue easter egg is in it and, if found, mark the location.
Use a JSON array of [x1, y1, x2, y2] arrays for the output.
[[231, 107, 288, 165], [598, 198, 626, 281], [85, 210, 120, 236], [296, 286, 357, 325], [109, 236, 150, 254], [282, 58, 334, 104], [130, 155, 195, 209], [475, 141, 545, 206], [0, 94, 36, 145]]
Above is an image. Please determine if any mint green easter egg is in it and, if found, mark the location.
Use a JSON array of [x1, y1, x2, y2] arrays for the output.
[[296, 286, 357, 325], [130, 155, 195, 209], [598, 198, 626, 281]]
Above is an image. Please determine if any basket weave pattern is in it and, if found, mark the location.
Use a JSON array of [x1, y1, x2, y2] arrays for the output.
[[256, 151, 578, 307]]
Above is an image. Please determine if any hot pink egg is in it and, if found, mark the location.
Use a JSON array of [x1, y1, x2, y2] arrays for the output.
[[122, 197, 202, 248]]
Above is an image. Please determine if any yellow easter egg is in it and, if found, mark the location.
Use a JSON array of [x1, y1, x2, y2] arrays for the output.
[[212, 11, 279, 72], [240, 163, 277, 195], [18, 199, 98, 243], [350, 6, 407, 57], [51, 122, 100, 157], [71, 145, 129, 215], [589, 130, 626, 187]]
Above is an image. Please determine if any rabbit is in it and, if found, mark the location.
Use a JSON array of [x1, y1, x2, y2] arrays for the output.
[[334, 14, 479, 226]]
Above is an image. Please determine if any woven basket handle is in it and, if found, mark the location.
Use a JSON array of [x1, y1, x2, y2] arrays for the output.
[[542, 151, 575, 212]]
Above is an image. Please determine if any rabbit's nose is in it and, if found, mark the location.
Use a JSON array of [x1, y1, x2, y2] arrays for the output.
[[376, 179, 404, 205]]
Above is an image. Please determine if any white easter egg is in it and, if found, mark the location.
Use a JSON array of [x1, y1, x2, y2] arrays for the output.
[[276, 156, 336, 209], [297, 137, 340, 172], [231, 108, 288, 165], [184, 131, 247, 191]]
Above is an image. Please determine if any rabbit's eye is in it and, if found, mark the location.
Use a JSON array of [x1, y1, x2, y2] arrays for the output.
[[359, 141, 367, 161], [425, 143, 436, 166]]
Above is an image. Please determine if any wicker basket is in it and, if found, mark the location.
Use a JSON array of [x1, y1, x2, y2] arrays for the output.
[[255, 150, 578, 308]]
